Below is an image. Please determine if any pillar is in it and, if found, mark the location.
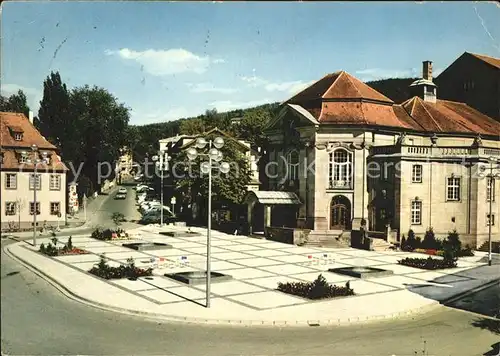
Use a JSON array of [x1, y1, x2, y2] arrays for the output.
[[264, 205, 272, 227], [247, 200, 255, 234]]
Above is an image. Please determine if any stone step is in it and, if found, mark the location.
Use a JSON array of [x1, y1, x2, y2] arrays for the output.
[[477, 241, 500, 253]]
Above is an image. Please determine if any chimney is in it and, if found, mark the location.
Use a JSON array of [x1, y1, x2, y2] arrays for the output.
[[28, 110, 34, 124], [423, 61, 433, 81]]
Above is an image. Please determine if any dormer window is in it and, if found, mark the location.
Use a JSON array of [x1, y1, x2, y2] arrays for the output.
[[8, 126, 24, 141], [18, 152, 29, 164]]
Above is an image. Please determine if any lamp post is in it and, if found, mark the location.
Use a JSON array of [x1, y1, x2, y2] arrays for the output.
[[152, 150, 170, 226], [478, 156, 500, 266], [186, 136, 230, 308], [29, 144, 41, 247]]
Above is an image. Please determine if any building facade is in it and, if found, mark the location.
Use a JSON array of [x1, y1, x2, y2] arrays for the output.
[[257, 61, 500, 248], [1, 112, 68, 231], [435, 52, 500, 120]]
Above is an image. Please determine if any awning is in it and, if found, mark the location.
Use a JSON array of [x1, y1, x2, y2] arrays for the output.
[[245, 191, 302, 205]]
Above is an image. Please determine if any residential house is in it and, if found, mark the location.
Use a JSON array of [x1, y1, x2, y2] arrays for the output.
[[253, 60, 500, 249], [435, 52, 500, 120], [1, 112, 68, 231]]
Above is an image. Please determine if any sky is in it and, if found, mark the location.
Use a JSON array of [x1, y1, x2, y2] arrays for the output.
[[1, 1, 500, 126]]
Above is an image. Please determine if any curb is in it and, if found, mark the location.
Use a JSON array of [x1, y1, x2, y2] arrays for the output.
[[441, 278, 500, 305], [5, 243, 442, 328]]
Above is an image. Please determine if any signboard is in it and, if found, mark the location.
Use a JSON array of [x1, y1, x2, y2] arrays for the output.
[[171, 197, 176, 205]]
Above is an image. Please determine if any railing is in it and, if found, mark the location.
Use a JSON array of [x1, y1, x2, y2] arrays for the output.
[[405, 146, 429, 155], [483, 148, 500, 156], [328, 180, 352, 190], [439, 147, 471, 156], [371, 145, 500, 158]]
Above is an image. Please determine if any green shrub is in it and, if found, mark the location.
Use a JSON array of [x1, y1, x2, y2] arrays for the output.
[[402, 229, 418, 251], [398, 256, 457, 269], [421, 227, 443, 250], [277, 274, 355, 300], [88, 255, 153, 280]]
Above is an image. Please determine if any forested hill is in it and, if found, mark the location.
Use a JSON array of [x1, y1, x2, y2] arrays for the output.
[[366, 77, 418, 103]]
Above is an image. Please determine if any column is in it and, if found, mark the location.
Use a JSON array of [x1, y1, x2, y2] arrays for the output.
[[264, 205, 272, 227]]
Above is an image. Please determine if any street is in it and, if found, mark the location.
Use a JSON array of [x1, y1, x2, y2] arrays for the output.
[[1, 235, 499, 356]]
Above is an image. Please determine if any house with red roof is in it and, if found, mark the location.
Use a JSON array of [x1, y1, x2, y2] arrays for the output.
[[1, 112, 68, 231], [248, 59, 500, 249]]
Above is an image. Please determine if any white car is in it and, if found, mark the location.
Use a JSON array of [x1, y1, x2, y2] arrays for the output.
[[118, 188, 127, 194]]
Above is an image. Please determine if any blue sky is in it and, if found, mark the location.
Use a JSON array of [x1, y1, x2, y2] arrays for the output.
[[2, 1, 499, 125]]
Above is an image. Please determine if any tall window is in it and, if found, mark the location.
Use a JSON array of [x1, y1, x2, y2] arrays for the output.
[[5, 173, 17, 189], [446, 177, 461, 201], [487, 214, 496, 226], [29, 174, 41, 190], [50, 202, 61, 215], [329, 148, 352, 189], [487, 178, 495, 202], [29, 202, 40, 215], [287, 150, 299, 181], [5, 202, 16, 216], [49, 174, 61, 190], [411, 200, 422, 225], [412, 164, 422, 183]]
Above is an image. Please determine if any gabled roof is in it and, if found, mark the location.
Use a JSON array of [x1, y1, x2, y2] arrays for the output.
[[286, 71, 394, 105], [1, 112, 57, 149], [468, 52, 500, 69]]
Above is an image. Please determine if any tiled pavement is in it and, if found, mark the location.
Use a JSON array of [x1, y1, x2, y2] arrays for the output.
[[23, 224, 488, 312]]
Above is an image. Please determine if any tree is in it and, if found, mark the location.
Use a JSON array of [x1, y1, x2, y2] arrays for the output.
[[111, 212, 125, 229], [37, 72, 72, 151], [173, 135, 252, 217], [0, 90, 30, 117], [179, 118, 205, 135], [236, 108, 272, 148]]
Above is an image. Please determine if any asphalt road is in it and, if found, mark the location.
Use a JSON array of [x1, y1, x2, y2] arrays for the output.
[[1, 237, 499, 356]]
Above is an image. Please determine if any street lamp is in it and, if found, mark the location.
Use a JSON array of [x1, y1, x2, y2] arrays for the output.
[[28, 144, 41, 247], [478, 156, 500, 266], [186, 136, 230, 308], [152, 150, 170, 226]]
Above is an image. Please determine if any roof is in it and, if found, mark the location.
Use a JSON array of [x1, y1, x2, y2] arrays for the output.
[[286, 71, 394, 105], [394, 97, 500, 135], [1, 112, 56, 149], [245, 191, 302, 205], [468, 52, 500, 69]]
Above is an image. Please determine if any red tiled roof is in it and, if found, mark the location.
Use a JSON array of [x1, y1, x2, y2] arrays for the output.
[[1, 112, 67, 171], [468, 52, 500, 69], [286, 71, 394, 105], [1, 112, 56, 149]]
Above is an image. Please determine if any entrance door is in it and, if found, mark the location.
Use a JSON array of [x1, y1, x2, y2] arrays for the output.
[[330, 195, 351, 230]]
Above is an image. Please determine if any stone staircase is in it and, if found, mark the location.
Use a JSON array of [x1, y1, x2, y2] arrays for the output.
[[301, 230, 351, 248], [477, 241, 500, 253], [369, 237, 395, 251]]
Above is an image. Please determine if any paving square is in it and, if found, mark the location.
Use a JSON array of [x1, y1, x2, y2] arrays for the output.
[[233, 257, 280, 267], [209, 260, 248, 271], [180, 246, 227, 254], [244, 249, 292, 257], [245, 276, 305, 289], [167, 286, 208, 300], [348, 279, 398, 295], [211, 251, 254, 260], [374, 263, 424, 275], [110, 278, 157, 291], [260, 264, 317, 275], [138, 289, 189, 303], [371, 275, 434, 289], [197, 280, 267, 296], [54, 254, 102, 263], [292, 271, 354, 283], [228, 290, 307, 309], [219, 268, 276, 279], [222, 244, 268, 252]]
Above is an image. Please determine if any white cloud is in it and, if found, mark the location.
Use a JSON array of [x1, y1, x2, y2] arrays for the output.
[[240, 75, 313, 94], [355, 67, 443, 81], [209, 99, 272, 112], [1, 83, 42, 114], [186, 82, 238, 94], [213, 58, 226, 64], [105, 48, 224, 76]]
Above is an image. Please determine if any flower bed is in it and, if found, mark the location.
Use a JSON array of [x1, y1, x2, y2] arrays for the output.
[[39, 236, 88, 257], [413, 248, 444, 256], [277, 274, 355, 300], [88, 256, 152, 280], [91, 228, 130, 241], [398, 256, 457, 270]]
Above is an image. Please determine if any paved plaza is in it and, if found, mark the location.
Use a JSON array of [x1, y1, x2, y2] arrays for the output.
[[6, 224, 495, 326]]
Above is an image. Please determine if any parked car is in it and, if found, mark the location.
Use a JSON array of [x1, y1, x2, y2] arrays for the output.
[[115, 192, 126, 200]]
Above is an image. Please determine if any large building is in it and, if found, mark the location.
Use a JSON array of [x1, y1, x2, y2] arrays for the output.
[[435, 52, 500, 120], [1, 112, 68, 231], [252, 60, 500, 249]]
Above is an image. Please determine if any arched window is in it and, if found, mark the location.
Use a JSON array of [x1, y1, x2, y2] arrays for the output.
[[287, 150, 299, 180], [328, 148, 353, 188]]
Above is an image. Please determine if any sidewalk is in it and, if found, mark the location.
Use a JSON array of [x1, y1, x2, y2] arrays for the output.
[[8, 224, 495, 327]]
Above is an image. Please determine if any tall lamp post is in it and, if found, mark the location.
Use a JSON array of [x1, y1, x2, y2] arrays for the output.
[[152, 150, 170, 226], [186, 136, 230, 308], [28, 144, 41, 247], [478, 156, 500, 266]]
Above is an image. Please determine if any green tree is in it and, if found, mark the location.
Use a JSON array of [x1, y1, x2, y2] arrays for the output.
[[174, 135, 251, 209], [0, 90, 30, 117], [37, 72, 72, 153], [236, 108, 272, 147], [179, 118, 205, 135]]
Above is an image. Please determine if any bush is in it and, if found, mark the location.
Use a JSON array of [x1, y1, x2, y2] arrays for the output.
[[402, 229, 418, 251], [91, 227, 128, 240], [277, 274, 355, 300], [398, 256, 457, 269], [39, 236, 86, 256], [421, 227, 443, 250], [458, 245, 474, 257], [88, 255, 153, 280]]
